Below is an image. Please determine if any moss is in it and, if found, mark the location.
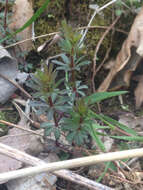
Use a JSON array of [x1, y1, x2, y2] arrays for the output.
[[33, 0, 135, 74], [34, 0, 65, 43], [33, 0, 66, 57], [34, 0, 113, 58]]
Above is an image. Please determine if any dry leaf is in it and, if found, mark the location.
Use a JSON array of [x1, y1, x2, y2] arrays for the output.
[[9, 0, 33, 52], [37, 34, 61, 54], [98, 7, 143, 92], [107, 47, 141, 91]]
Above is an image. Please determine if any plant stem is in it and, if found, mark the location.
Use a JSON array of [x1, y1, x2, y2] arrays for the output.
[[48, 96, 59, 127], [70, 48, 78, 97], [53, 112, 58, 127]]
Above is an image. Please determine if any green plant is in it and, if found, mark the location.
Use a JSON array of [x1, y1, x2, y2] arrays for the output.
[[27, 21, 138, 150]]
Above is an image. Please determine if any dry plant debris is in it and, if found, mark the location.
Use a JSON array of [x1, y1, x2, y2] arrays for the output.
[[0, 101, 44, 174], [9, 0, 33, 52], [98, 6, 143, 107]]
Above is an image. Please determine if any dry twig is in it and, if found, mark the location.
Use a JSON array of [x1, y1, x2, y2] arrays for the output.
[[79, 0, 119, 45], [0, 27, 127, 51], [0, 143, 113, 190], [0, 147, 143, 183], [0, 73, 32, 99], [92, 16, 120, 93], [0, 120, 42, 137]]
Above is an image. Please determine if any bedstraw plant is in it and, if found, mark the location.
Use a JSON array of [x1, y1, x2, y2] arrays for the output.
[[27, 21, 138, 151]]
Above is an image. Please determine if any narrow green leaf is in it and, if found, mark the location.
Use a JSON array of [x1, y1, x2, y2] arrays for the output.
[[112, 136, 143, 141], [76, 60, 91, 67], [45, 127, 53, 136], [40, 122, 54, 128], [74, 132, 84, 145], [57, 67, 70, 71], [75, 55, 86, 64], [84, 91, 128, 105], [66, 132, 76, 143], [90, 111, 115, 130], [101, 115, 138, 136], [47, 109, 54, 120], [89, 125, 105, 152], [52, 60, 66, 66], [54, 128, 60, 140], [29, 101, 49, 108], [78, 91, 86, 96], [60, 54, 70, 64], [78, 85, 88, 89], [97, 162, 111, 182], [92, 123, 110, 129], [0, 0, 50, 43]]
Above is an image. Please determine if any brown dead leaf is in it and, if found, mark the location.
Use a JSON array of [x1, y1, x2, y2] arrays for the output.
[[107, 47, 141, 91], [9, 0, 33, 52], [98, 7, 143, 92]]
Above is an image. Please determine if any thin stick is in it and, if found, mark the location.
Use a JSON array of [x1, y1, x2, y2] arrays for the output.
[[0, 32, 59, 50], [0, 147, 143, 182], [0, 133, 33, 138], [0, 26, 127, 51], [78, 25, 128, 35], [95, 12, 116, 75], [96, 46, 111, 74], [0, 120, 43, 137], [0, 73, 32, 99], [92, 16, 120, 93], [12, 100, 41, 129], [0, 143, 113, 190], [79, 0, 119, 45]]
